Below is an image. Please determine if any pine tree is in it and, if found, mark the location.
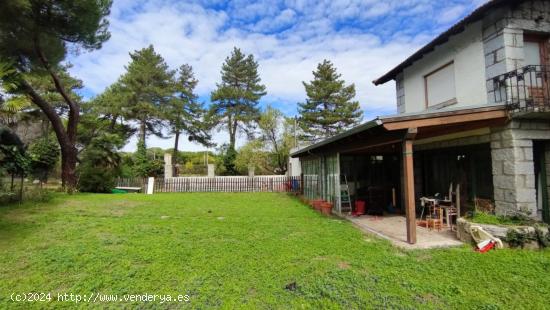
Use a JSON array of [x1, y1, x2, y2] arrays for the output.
[[120, 45, 175, 146], [210, 47, 266, 157], [132, 139, 150, 178], [167, 64, 212, 169], [0, 0, 112, 191], [298, 60, 363, 142]]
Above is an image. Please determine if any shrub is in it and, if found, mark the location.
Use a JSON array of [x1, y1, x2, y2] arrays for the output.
[[78, 134, 122, 193], [505, 229, 536, 248], [28, 138, 59, 183], [23, 187, 53, 203], [131, 141, 164, 177], [468, 211, 534, 226], [78, 166, 116, 193], [0, 191, 17, 205]]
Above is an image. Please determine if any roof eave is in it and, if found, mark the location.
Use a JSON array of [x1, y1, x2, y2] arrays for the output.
[[372, 0, 510, 86], [290, 119, 383, 157]]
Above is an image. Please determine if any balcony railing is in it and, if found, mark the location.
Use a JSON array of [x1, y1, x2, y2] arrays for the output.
[[493, 65, 550, 112]]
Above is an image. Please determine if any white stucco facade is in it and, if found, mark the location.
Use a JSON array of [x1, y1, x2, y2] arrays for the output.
[[399, 21, 488, 114], [288, 147, 302, 176]]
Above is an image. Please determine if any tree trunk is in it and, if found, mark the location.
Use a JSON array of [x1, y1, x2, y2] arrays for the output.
[[20, 79, 78, 192], [29, 40, 80, 193], [172, 130, 180, 176], [229, 119, 238, 151], [19, 174, 24, 203], [61, 144, 78, 192], [140, 119, 147, 145], [109, 114, 118, 130]]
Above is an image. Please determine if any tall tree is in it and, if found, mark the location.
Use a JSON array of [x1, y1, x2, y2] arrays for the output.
[[210, 47, 266, 164], [91, 81, 130, 131], [298, 60, 363, 142], [0, 0, 112, 191], [167, 64, 212, 170], [257, 106, 295, 175], [119, 45, 174, 146], [234, 139, 269, 175]]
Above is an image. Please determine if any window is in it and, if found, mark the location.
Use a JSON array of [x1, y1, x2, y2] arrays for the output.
[[524, 41, 542, 66], [523, 34, 548, 66], [424, 62, 456, 108]]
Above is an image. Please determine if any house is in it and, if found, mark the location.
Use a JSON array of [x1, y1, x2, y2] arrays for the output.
[[291, 0, 550, 244]]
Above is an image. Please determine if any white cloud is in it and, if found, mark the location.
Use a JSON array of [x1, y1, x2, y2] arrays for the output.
[[68, 0, 478, 152], [437, 5, 467, 25]]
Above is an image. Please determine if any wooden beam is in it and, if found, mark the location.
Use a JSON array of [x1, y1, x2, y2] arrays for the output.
[[383, 110, 508, 131], [338, 138, 403, 154], [415, 117, 507, 140], [402, 129, 417, 244], [323, 129, 406, 154]]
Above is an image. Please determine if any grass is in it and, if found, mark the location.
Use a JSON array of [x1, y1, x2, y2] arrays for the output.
[[468, 211, 540, 226], [1, 193, 549, 309]]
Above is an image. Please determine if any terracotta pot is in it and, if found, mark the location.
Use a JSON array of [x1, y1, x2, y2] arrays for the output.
[[320, 202, 333, 215], [311, 199, 323, 210]]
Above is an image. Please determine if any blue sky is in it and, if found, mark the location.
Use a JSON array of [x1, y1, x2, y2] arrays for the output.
[[69, 0, 487, 152]]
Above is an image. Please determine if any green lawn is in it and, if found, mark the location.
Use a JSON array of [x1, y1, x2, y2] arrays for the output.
[[1, 193, 549, 309]]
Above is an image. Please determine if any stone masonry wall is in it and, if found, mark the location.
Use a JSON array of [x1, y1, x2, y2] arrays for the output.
[[482, 1, 550, 104], [491, 120, 550, 219], [411, 119, 550, 219]]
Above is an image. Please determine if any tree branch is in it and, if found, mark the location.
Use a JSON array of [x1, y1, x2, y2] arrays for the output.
[[33, 37, 79, 143], [33, 40, 77, 112], [19, 79, 70, 148]]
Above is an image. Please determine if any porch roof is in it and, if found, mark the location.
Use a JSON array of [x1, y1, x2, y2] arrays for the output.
[[290, 104, 508, 157]]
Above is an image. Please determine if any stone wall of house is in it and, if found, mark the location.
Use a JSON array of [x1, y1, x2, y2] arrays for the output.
[[411, 119, 550, 219], [490, 120, 550, 219], [395, 73, 405, 114], [483, 0, 550, 104]]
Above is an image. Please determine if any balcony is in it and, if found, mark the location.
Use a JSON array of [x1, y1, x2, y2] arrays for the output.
[[493, 65, 550, 115]]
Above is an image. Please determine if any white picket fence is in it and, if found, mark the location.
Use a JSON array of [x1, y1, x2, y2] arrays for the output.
[[116, 175, 301, 194]]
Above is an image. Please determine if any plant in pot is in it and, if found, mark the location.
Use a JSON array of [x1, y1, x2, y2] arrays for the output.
[[320, 201, 333, 215], [311, 199, 323, 211]]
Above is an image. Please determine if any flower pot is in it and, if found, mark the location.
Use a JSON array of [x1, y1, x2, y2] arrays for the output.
[[353, 200, 366, 216], [311, 199, 323, 211], [320, 202, 333, 215]]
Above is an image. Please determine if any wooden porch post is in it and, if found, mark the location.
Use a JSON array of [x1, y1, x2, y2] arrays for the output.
[[403, 128, 417, 244]]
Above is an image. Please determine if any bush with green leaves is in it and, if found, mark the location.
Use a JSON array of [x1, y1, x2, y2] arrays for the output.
[[23, 187, 53, 203], [130, 140, 164, 177], [505, 228, 537, 248], [0, 127, 29, 176], [218, 144, 238, 176], [28, 138, 59, 183], [78, 134, 122, 193]]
